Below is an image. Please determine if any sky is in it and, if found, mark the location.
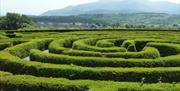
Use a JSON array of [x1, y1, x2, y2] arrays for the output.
[[0, 0, 180, 15]]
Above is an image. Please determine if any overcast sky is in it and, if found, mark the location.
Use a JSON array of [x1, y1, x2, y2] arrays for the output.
[[0, 0, 179, 15]]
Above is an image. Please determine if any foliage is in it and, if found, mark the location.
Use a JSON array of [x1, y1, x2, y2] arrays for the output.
[[32, 13, 180, 29], [0, 13, 35, 30], [0, 30, 180, 90], [1, 71, 180, 91]]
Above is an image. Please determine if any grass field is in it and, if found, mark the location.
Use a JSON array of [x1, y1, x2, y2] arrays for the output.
[[0, 30, 180, 91]]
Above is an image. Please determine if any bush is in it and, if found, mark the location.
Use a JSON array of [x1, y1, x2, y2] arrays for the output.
[[0, 51, 180, 83], [96, 39, 115, 48], [30, 48, 163, 67], [0, 42, 12, 50], [0, 74, 88, 91], [62, 47, 160, 59], [1, 71, 179, 91], [72, 38, 127, 52], [121, 40, 135, 49], [5, 39, 52, 58], [147, 42, 180, 56], [0, 71, 12, 77], [127, 44, 137, 52], [6, 33, 16, 38], [49, 38, 126, 53], [49, 38, 76, 54]]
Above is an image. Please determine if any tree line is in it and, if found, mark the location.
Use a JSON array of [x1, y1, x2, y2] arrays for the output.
[[0, 13, 35, 30]]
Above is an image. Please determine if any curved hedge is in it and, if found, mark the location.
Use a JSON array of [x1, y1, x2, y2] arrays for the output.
[[49, 39, 160, 59], [1, 71, 179, 91], [147, 42, 180, 56], [29, 49, 176, 67], [72, 38, 127, 52], [96, 39, 115, 47], [0, 42, 12, 50], [0, 51, 180, 82], [0, 30, 180, 90], [5, 39, 52, 58], [0, 71, 88, 91]]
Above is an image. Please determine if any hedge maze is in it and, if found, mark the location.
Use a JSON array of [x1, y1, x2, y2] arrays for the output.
[[0, 30, 180, 91]]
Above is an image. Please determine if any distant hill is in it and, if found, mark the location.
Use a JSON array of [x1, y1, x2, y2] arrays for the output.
[[41, 0, 180, 16]]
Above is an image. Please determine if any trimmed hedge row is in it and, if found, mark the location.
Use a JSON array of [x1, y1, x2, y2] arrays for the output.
[[0, 73, 88, 91], [49, 38, 180, 59], [0, 51, 180, 82], [105, 47, 160, 59], [0, 42, 12, 50], [52, 46, 160, 59], [29, 49, 175, 67], [0, 71, 180, 91], [122, 39, 172, 52], [49, 38, 76, 54], [147, 42, 180, 57], [72, 38, 127, 52], [0, 71, 12, 77], [49, 38, 161, 58], [96, 39, 115, 48], [5, 39, 52, 58]]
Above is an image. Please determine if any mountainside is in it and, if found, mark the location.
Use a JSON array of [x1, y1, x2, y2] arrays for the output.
[[41, 0, 180, 16]]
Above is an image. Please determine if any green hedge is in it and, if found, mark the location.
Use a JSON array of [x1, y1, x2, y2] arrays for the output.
[[1, 71, 179, 91], [48, 39, 127, 57], [49, 38, 76, 54], [0, 74, 88, 91], [147, 42, 180, 56], [48, 38, 180, 59], [121, 40, 135, 49], [5, 39, 52, 58], [49, 40, 160, 58], [29, 48, 170, 67], [0, 51, 180, 82], [0, 71, 12, 77], [72, 38, 127, 52], [0, 42, 12, 50], [96, 39, 115, 48]]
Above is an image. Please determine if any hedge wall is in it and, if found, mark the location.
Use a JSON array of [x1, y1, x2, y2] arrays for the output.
[[0, 51, 180, 83], [29, 49, 176, 67], [1, 71, 180, 91], [5, 39, 52, 58], [72, 38, 127, 52], [0, 42, 12, 50], [147, 42, 180, 57]]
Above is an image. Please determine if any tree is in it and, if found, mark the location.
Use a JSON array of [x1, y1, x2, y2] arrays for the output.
[[0, 13, 35, 30]]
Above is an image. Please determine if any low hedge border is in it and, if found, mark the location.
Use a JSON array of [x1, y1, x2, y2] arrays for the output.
[[53, 46, 160, 59], [49, 39, 160, 59], [29, 49, 177, 67], [72, 38, 127, 52], [0, 72, 88, 91], [96, 39, 115, 48], [0, 38, 179, 83], [0, 51, 180, 83], [0, 71, 180, 91], [49, 38, 180, 59], [0, 42, 12, 50], [5, 39, 53, 58], [147, 42, 180, 57]]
